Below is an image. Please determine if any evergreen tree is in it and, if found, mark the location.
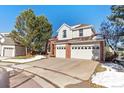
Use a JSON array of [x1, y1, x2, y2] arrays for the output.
[[100, 5, 124, 49], [10, 9, 52, 55]]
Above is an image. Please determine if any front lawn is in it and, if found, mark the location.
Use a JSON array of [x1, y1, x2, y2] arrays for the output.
[[14, 55, 34, 59]]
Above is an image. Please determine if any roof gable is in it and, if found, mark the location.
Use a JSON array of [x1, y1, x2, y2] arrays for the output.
[[56, 23, 71, 32]]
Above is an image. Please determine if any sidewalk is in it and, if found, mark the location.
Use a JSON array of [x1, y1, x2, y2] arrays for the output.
[[1, 55, 46, 63]]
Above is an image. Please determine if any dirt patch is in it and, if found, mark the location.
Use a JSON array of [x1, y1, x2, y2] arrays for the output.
[[65, 80, 105, 88], [94, 64, 107, 74]]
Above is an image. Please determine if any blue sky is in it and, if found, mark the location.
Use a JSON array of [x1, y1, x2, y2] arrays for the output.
[[0, 5, 111, 36]]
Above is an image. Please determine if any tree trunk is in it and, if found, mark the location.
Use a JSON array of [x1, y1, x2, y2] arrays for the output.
[[44, 40, 48, 55], [106, 39, 118, 56], [25, 47, 28, 56], [26, 48, 33, 56]]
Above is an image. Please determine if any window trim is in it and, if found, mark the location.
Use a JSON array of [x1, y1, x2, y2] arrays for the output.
[[79, 29, 83, 37], [63, 30, 67, 38]]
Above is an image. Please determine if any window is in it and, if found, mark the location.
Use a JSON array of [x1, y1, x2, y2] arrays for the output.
[[88, 46, 91, 49], [78, 47, 80, 49], [72, 47, 74, 49], [79, 29, 83, 36], [63, 30, 67, 38], [85, 47, 87, 49], [92, 46, 95, 49], [96, 46, 100, 49], [81, 47, 84, 49], [75, 47, 77, 49]]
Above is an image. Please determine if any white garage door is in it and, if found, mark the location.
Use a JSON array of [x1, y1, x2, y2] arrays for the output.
[[56, 44, 66, 58], [71, 44, 100, 60], [3, 47, 14, 57]]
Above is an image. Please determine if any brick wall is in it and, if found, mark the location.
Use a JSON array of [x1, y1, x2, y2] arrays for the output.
[[100, 41, 105, 62], [66, 43, 71, 58]]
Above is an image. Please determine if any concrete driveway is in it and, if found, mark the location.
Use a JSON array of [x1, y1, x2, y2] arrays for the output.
[[27, 58, 99, 80], [0, 58, 99, 88]]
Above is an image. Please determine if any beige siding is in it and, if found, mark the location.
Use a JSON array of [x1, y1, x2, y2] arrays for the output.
[[58, 25, 72, 40], [72, 28, 94, 38], [83, 28, 94, 36]]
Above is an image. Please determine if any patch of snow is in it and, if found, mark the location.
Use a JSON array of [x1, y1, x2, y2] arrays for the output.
[[104, 63, 124, 72], [1, 55, 46, 63], [91, 63, 124, 88]]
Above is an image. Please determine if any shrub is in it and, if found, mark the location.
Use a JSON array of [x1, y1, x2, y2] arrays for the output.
[[105, 51, 114, 61], [119, 51, 124, 56], [105, 46, 115, 61]]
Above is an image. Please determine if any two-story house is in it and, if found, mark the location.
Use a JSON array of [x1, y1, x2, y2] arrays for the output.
[[49, 23, 105, 61]]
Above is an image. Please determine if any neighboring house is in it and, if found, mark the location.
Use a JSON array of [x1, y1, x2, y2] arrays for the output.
[[49, 23, 105, 61], [0, 33, 26, 57]]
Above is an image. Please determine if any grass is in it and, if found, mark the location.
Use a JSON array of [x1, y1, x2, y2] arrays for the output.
[[84, 64, 107, 88], [94, 64, 107, 74], [83, 80, 105, 88], [15, 55, 34, 59]]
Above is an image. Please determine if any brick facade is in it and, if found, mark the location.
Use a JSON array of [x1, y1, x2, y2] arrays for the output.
[[66, 43, 71, 58], [100, 41, 105, 62], [49, 38, 105, 62]]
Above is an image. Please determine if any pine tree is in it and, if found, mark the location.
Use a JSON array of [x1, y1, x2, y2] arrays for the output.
[[10, 9, 52, 55], [100, 5, 124, 49]]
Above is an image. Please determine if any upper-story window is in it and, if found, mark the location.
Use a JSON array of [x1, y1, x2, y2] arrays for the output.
[[63, 30, 67, 38], [79, 29, 83, 36]]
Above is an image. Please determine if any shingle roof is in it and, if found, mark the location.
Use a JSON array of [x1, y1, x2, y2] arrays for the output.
[[75, 24, 90, 28], [56, 39, 104, 44], [71, 24, 91, 29], [1, 36, 16, 45], [56, 36, 94, 43]]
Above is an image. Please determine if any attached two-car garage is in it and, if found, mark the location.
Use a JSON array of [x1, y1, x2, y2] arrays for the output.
[[55, 41, 104, 61], [71, 44, 100, 60]]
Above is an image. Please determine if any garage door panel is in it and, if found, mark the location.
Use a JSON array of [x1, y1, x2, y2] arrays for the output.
[[3, 47, 14, 57], [56, 45, 66, 58], [71, 44, 100, 60]]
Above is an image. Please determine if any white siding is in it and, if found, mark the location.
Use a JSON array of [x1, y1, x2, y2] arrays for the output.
[[56, 44, 66, 58], [58, 25, 72, 40], [83, 28, 94, 36], [57, 24, 94, 40], [72, 28, 94, 38], [1, 45, 15, 57], [72, 30, 79, 38], [71, 44, 100, 60]]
